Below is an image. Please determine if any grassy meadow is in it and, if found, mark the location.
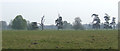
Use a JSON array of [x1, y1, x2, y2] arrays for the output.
[[2, 30, 118, 49]]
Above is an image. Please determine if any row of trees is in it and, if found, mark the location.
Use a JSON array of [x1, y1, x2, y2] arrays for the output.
[[1, 14, 119, 30], [4, 15, 84, 30], [91, 13, 117, 29]]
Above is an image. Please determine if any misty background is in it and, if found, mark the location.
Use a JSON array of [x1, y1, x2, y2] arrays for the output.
[[0, 0, 119, 25]]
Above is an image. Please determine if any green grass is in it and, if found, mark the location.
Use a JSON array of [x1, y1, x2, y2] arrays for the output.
[[2, 30, 118, 49]]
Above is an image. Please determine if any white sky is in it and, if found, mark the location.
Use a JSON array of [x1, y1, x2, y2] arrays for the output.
[[0, 0, 120, 25]]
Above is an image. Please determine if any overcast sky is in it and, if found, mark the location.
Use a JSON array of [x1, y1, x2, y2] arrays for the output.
[[0, 0, 120, 25]]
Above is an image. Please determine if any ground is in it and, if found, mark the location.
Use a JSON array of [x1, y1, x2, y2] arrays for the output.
[[2, 30, 118, 49]]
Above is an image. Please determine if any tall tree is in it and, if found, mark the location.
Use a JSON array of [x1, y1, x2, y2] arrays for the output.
[[91, 14, 100, 29], [41, 15, 45, 30], [72, 17, 84, 30], [104, 13, 110, 29], [11, 15, 27, 30], [55, 14, 63, 30]]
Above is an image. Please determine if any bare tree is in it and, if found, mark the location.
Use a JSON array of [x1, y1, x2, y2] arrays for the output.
[[41, 15, 45, 30]]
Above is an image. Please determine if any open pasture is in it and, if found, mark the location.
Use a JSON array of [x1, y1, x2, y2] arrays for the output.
[[2, 30, 118, 49]]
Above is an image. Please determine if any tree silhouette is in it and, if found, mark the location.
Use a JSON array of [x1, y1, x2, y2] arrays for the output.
[[91, 14, 100, 29], [55, 14, 63, 30], [104, 13, 110, 29], [72, 17, 84, 30], [31, 22, 38, 30], [63, 21, 72, 29], [110, 17, 116, 29], [11, 15, 27, 30], [40, 15, 45, 30]]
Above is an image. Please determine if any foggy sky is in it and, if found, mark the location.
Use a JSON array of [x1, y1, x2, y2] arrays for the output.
[[0, 0, 119, 25]]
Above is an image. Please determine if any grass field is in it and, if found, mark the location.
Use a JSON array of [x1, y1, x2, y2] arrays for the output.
[[2, 30, 118, 49]]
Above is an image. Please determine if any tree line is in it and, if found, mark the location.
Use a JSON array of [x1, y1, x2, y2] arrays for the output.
[[1, 13, 119, 30], [1, 14, 84, 30]]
